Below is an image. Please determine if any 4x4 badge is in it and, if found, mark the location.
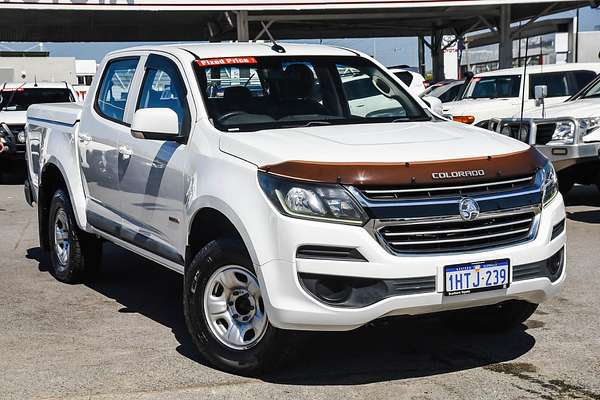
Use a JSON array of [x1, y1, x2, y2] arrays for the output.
[[459, 197, 480, 221]]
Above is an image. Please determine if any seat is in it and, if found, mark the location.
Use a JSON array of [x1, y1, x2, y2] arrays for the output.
[[276, 64, 328, 117]]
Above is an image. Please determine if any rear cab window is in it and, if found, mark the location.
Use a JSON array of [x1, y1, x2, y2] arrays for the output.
[[95, 58, 139, 123]]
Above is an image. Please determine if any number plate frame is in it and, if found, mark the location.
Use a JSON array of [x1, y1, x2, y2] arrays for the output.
[[444, 259, 510, 296]]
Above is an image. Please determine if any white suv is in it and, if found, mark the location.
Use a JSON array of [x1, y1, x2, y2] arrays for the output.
[[25, 43, 566, 374], [444, 63, 600, 126]]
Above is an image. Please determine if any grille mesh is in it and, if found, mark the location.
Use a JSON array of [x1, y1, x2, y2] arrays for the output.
[[377, 210, 536, 254]]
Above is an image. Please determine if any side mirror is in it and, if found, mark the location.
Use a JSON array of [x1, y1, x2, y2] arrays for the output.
[[534, 85, 547, 107], [421, 95, 444, 115], [131, 108, 179, 140]]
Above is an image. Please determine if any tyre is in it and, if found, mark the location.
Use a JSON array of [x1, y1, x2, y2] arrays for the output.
[[48, 188, 102, 283], [442, 300, 538, 333], [183, 239, 292, 375]]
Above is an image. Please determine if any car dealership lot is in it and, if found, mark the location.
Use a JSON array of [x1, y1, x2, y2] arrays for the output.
[[0, 177, 599, 400]]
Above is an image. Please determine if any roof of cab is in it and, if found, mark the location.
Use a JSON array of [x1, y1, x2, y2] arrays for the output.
[[110, 42, 359, 59], [475, 63, 600, 77]]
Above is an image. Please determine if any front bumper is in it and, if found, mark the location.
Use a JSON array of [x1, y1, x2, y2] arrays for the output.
[[535, 143, 600, 171], [489, 117, 600, 172], [257, 195, 566, 331]]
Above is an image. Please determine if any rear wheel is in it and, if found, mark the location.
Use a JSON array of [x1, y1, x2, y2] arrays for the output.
[[183, 239, 292, 375], [443, 300, 538, 333], [48, 188, 102, 283]]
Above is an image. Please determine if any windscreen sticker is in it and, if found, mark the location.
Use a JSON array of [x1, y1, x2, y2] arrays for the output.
[[196, 57, 258, 67]]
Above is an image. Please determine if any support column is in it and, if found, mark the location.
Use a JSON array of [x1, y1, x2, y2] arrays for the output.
[[498, 4, 513, 69], [418, 35, 426, 77], [236, 10, 249, 42], [431, 30, 445, 82]]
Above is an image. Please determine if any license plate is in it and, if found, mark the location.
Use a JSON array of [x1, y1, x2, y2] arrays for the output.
[[444, 259, 510, 296]]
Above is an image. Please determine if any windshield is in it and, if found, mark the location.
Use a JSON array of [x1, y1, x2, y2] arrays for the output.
[[582, 78, 600, 99], [0, 88, 74, 111], [195, 56, 429, 132], [463, 75, 521, 99]]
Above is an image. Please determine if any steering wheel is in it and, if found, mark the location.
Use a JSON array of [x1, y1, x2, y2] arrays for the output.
[[217, 111, 248, 123]]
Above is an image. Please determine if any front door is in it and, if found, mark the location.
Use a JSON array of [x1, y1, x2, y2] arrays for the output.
[[79, 57, 140, 235], [117, 54, 192, 265]]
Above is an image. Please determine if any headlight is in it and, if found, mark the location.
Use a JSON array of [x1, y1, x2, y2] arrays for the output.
[[550, 121, 576, 144], [542, 161, 558, 207], [579, 117, 600, 137], [17, 131, 25, 143], [258, 172, 368, 225]]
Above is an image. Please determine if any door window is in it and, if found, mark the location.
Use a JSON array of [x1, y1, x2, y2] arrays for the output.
[[95, 58, 139, 123], [137, 56, 190, 135], [529, 71, 572, 98], [570, 70, 597, 94]]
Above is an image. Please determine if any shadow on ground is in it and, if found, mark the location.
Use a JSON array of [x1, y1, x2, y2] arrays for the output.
[[564, 185, 600, 224], [27, 243, 536, 385], [564, 185, 600, 208]]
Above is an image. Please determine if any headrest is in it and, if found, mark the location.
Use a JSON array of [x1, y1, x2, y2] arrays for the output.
[[223, 86, 252, 109], [283, 64, 315, 99]]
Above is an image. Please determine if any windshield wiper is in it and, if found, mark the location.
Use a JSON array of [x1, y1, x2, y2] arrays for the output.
[[302, 121, 332, 127]]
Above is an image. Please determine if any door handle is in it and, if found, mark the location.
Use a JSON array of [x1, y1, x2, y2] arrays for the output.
[[79, 134, 92, 144], [118, 145, 133, 159]]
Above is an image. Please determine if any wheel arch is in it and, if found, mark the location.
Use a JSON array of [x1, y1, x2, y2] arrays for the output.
[[186, 202, 259, 269], [38, 159, 87, 250]]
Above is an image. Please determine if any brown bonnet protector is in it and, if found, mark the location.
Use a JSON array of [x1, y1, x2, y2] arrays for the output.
[[259, 147, 546, 186]]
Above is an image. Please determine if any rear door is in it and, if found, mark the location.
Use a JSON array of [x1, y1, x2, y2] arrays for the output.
[[117, 53, 192, 266], [78, 57, 140, 235]]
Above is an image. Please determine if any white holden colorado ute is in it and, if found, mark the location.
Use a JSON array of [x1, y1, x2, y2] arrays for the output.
[[24, 43, 566, 374]]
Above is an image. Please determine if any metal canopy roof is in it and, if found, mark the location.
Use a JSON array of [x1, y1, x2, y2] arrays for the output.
[[0, 0, 594, 42]]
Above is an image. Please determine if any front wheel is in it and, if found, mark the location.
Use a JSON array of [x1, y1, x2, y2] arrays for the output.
[[183, 239, 292, 375], [443, 300, 538, 333]]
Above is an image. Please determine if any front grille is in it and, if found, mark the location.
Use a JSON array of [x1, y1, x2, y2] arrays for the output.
[[359, 174, 535, 201], [498, 120, 556, 145], [376, 208, 537, 254]]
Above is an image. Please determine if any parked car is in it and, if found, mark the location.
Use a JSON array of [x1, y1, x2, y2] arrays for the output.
[[489, 74, 600, 194], [0, 82, 78, 163], [388, 67, 427, 95], [444, 63, 600, 126], [421, 79, 465, 103], [25, 43, 566, 374]]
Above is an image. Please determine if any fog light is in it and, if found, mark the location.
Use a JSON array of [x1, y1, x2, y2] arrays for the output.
[[546, 248, 564, 281], [315, 278, 352, 303]]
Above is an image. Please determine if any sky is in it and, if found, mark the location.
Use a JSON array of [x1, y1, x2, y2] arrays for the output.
[[1, 6, 598, 68]]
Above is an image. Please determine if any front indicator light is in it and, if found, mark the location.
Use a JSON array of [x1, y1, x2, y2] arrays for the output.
[[453, 115, 475, 125]]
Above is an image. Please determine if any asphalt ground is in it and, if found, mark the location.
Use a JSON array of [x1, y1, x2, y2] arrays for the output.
[[1, 163, 599, 400]]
